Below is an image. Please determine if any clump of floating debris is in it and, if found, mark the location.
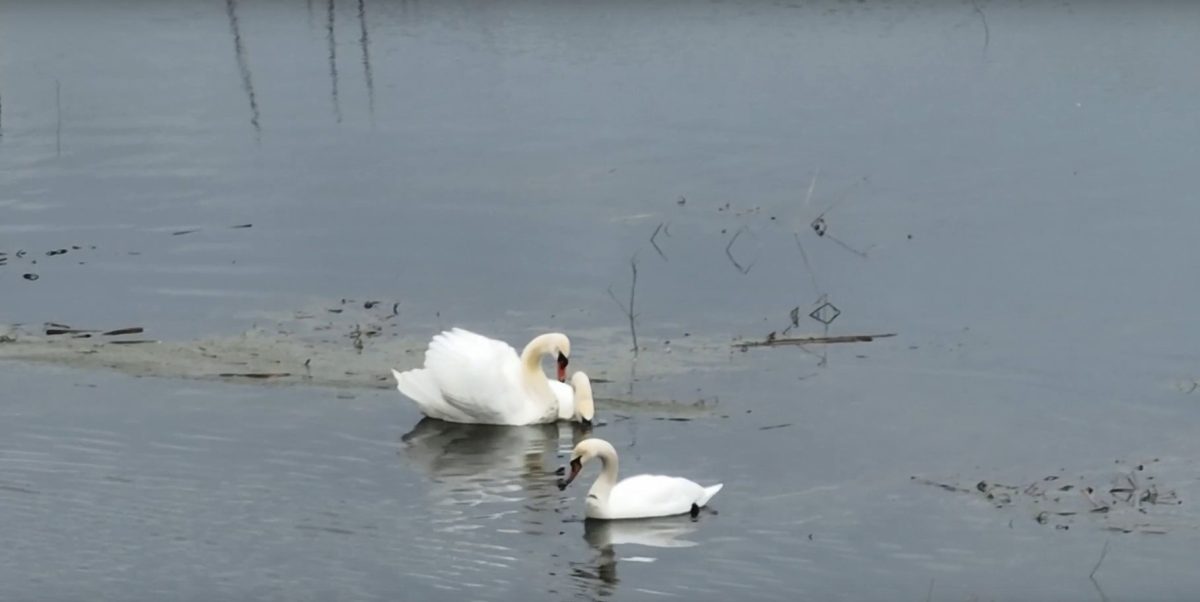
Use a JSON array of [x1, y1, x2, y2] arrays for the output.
[[912, 458, 1184, 534]]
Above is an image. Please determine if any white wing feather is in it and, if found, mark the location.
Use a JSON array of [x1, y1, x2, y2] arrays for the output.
[[605, 475, 718, 519], [394, 328, 552, 425]]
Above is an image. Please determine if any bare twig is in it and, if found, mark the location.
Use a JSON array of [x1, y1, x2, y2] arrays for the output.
[[725, 227, 753, 274], [225, 0, 261, 139], [55, 80, 61, 157], [607, 255, 639, 356], [1090, 539, 1111, 602], [803, 171, 819, 209], [327, 0, 342, 123], [826, 233, 870, 258], [650, 222, 668, 261], [793, 171, 827, 292], [793, 232, 821, 293], [1089, 540, 1109, 580], [357, 0, 375, 122], [970, 0, 990, 55]]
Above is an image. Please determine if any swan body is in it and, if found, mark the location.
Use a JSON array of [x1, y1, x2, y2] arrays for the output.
[[392, 328, 570, 425], [550, 371, 596, 424], [558, 438, 723, 520]]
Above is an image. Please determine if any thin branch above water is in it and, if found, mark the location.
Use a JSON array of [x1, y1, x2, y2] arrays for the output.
[[606, 255, 640, 357]]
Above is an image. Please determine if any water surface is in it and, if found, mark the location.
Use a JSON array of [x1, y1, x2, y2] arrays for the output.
[[2, 1, 1200, 600]]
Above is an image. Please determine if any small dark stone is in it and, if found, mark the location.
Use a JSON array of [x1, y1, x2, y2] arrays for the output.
[[22, 273, 38, 281]]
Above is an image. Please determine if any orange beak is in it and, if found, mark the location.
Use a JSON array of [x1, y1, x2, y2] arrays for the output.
[[557, 458, 582, 490], [556, 352, 568, 383]]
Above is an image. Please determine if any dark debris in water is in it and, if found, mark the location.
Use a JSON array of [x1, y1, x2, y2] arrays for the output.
[[102, 327, 144, 336], [45, 324, 145, 338], [912, 457, 1183, 534]]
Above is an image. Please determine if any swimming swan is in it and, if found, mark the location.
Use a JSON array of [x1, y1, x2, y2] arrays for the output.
[[558, 438, 723, 520], [392, 328, 570, 425]]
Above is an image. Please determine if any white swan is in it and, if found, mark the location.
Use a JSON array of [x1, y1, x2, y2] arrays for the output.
[[392, 328, 570, 425], [558, 438, 723, 520], [550, 371, 596, 425]]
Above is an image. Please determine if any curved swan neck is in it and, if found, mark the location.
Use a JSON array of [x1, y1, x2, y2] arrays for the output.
[[518, 334, 568, 419], [520, 333, 565, 372], [588, 445, 619, 502]]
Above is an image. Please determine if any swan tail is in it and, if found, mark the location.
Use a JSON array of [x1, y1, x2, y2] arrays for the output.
[[698, 483, 724, 507]]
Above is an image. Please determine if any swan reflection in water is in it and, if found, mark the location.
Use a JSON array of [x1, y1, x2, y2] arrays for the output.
[[400, 418, 590, 512], [570, 516, 703, 597]]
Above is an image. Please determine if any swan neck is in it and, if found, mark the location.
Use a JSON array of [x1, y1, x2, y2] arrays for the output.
[[519, 334, 558, 415], [520, 334, 553, 372], [588, 448, 619, 502]]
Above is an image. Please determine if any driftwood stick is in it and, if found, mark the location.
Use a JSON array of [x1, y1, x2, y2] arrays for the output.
[[735, 333, 896, 348]]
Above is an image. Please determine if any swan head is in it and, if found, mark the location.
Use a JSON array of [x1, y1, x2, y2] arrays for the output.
[[557, 351, 569, 383], [524, 332, 571, 382], [570, 371, 595, 425], [557, 438, 615, 490]]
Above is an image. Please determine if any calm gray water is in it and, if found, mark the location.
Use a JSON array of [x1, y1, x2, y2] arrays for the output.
[[3, 1, 1200, 600]]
